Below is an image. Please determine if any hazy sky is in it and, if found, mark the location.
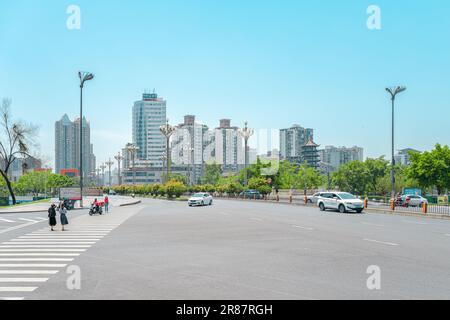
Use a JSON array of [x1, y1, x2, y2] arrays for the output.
[[0, 0, 449, 168]]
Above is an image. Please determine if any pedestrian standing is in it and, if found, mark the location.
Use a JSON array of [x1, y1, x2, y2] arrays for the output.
[[104, 195, 109, 213], [60, 204, 69, 231], [48, 204, 57, 231]]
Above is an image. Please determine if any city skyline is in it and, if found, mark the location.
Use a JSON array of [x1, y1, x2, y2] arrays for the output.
[[1, 1, 449, 168]]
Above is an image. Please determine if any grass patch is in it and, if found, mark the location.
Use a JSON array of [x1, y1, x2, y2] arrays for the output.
[[0, 198, 51, 209]]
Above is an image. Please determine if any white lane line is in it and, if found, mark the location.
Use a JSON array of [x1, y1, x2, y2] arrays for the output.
[[219, 213, 229, 216], [0, 218, 15, 223], [0, 287, 37, 292], [0, 297, 24, 300], [445, 234, 450, 237], [0, 249, 86, 252], [292, 225, 315, 231], [28, 233, 109, 236], [0, 253, 80, 256], [0, 264, 67, 267], [0, 258, 74, 262], [0, 245, 91, 248], [250, 218, 263, 221], [0, 278, 49, 283], [15, 238, 101, 241], [361, 222, 385, 227], [3, 242, 95, 245], [402, 220, 428, 225], [0, 270, 59, 274], [363, 238, 399, 246], [0, 222, 39, 235], [18, 218, 39, 223]]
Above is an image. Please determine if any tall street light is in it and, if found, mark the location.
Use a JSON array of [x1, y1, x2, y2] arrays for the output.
[[159, 120, 176, 182], [100, 163, 107, 187], [78, 71, 94, 207], [127, 144, 139, 185], [105, 158, 114, 186], [95, 168, 101, 186], [239, 121, 254, 186], [386, 86, 406, 200], [114, 152, 124, 185]]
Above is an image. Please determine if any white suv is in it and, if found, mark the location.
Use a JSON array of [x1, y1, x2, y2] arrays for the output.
[[317, 192, 364, 213]]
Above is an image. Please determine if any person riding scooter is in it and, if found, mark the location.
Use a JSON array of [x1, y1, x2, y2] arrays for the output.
[[89, 198, 103, 215]]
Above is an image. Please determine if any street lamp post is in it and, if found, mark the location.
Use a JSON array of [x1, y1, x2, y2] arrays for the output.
[[160, 120, 176, 182], [386, 86, 406, 201], [127, 144, 139, 185], [239, 121, 254, 186], [78, 71, 94, 207], [114, 152, 124, 185], [100, 163, 107, 187], [95, 168, 101, 186], [105, 159, 114, 186]]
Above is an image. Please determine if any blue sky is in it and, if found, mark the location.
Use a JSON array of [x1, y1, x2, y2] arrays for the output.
[[0, 0, 449, 168]]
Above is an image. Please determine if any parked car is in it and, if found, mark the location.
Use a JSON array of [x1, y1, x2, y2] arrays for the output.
[[109, 190, 117, 196], [188, 193, 213, 206], [317, 192, 364, 213], [307, 192, 328, 204], [401, 194, 428, 207], [239, 190, 262, 199]]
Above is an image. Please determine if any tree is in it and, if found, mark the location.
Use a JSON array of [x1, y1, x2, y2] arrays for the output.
[[0, 99, 38, 204], [408, 144, 450, 195], [248, 176, 272, 195], [164, 180, 187, 198], [294, 163, 323, 193], [238, 157, 272, 184], [15, 170, 52, 196], [364, 157, 389, 194], [202, 163, 222, 185], [273, 160, 297, 189], [332, 160, 370, 195]]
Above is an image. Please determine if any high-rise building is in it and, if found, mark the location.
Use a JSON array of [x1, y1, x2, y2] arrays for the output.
[[171, 115, 210, 184], [319, 145, 364, 171], [214, 119, 244, 172], [279, 124, 318, 168], [55, 114, 95, 178], [132, 92, 167, 166], [394, 148, 419, 166], [279, 124, 314, 159]]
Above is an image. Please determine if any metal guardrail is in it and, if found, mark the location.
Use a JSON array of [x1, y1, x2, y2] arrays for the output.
[[212, 193, 450, 215]]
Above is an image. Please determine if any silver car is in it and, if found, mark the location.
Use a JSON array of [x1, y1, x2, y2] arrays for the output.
[[317, 192, 364, 213], [188, 193, 213, 206], [401, 194, 428, 207], [307, 192, 327, 204]]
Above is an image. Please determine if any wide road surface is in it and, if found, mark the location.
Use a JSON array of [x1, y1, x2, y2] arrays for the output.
[[1, 197, 450, 300]]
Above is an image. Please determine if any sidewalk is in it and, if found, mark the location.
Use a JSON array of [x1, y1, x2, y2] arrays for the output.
[[0, 196, 141, 214]]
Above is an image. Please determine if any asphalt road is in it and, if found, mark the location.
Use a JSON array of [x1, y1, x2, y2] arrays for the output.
[[1, 198, 450, 300]]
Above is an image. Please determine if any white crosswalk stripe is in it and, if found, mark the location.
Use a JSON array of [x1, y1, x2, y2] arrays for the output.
[[0, 206, 137, 300]]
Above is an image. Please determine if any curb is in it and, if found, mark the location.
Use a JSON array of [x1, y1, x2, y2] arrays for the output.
[[119, 200, 142, 207]]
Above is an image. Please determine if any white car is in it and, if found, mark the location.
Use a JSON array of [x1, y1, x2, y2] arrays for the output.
[[307, 192, 327, 204], [188, 193, 213, 206], [317, 192, 364, 213]]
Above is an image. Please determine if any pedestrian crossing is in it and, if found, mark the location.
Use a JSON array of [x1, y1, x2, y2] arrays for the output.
[[0, 223, 121, 300], [0, 217, 47, 224]]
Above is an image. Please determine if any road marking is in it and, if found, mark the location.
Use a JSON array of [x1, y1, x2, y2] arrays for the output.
[[0, 253, 80, 256], [402, 220, 428, 225], [0, 270, 59, 274], [0, 218, 15, 223], [0, 278, 49, 283], [0, 249, 86, 252], [0, 287, 37, 292], [0, 245, 91, 248], [0, 258, 74, 262], [292, 225, 315, 231], [363, 238, 399, 246], [3, 242, 95, 245], [0, 222, 40, 235], [0, 297, 24, 300], [15, 238, 101, 241], [18, 218, 39, 223], [445, 234, 450, 237], [0, 264, 67, 267], [361, 222, 385, 227], [250, 218, 263, 221]]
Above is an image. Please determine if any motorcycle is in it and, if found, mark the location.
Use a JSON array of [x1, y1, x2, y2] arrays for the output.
[[89, 203, 103, 216]]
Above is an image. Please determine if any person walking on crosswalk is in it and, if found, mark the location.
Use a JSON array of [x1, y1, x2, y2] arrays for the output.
[[48, 204, 57, 231], [60, 203, 69, 231], [104, 195, 109, 213]]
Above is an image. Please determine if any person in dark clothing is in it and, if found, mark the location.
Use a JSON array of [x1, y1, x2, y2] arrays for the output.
[[48, 204, 57, 231], [60, 204, 69, 231]]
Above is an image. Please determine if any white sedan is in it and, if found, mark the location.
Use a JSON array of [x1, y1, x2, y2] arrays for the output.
[[188, 193, 213, 206], [317, 192, 364, 213]]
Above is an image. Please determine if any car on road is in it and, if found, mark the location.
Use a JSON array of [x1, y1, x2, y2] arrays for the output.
[[400, 194, 428, 207], [307, 192, 327, 204], [239, 189, 262, 199], [317, 192, 364, 213], [188, 193, 213, 206]]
